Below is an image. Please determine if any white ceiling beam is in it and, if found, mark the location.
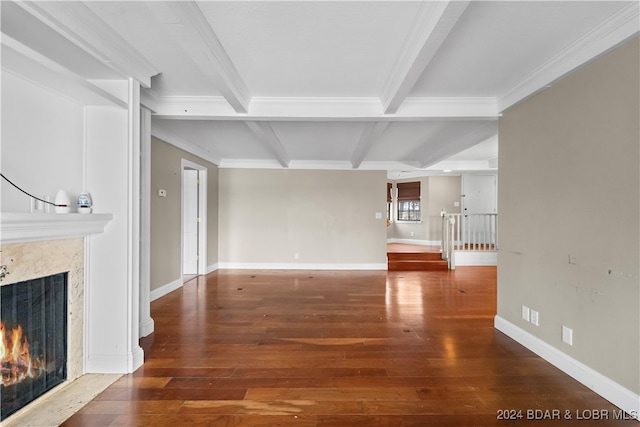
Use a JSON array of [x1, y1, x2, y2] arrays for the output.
[[14, 1, 160, 88], [140, 88, 160, 113], [244, 122, 291, 168], [151, 96, 497, 121], [1, 35, 127, 108], [351, 122, 389, 169], [161, 1, 251, 113], [250, 97, 383, 118], [396, 97, 498, 118], [498, 1, 640, 112], [380, 1, 470, 114]]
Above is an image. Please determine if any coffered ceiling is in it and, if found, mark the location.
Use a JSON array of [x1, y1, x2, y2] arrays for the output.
[[2, 1, 638, 174]]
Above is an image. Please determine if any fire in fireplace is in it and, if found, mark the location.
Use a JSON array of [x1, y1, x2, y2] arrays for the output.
[[0, 273, 68, 421], [1, 322, 46, 385]]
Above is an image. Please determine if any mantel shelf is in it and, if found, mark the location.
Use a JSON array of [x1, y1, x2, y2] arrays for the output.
[[1, 213, 113, 244]]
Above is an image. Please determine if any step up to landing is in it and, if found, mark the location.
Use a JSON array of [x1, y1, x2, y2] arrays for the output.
[[387, 252, 449, 271]]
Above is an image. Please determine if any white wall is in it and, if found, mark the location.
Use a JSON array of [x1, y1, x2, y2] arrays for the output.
[[2, 70, 143, 374], [1, 71, 84, 211], [85, 98, 143, 373]]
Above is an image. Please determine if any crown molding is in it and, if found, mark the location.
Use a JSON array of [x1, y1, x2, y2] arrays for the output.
[[396, 97, 499, 118], [217, 159, 286, 169], [15, 1, 160, 88], [359, 161, 422, 171], [153, 95, 237, 117], [151, 96, 498, 120], [249, 97, 383, 118], [498, 1, 640, 112], [222, 159, 489, 173], [151, 125, 222, 166], [425, 159, 496, 172], [380, 1, 470, 114], [218, 159, 391, 171], [161, 1, 251, 113]]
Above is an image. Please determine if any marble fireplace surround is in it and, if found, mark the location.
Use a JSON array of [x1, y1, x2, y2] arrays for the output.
[[1, 213, 119, 426]]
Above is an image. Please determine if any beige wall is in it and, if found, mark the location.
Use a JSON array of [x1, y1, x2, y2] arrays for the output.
[[218, 169, 387, 266], [427, 176, 462, 241], [389, 176, 461, 242], [150, 136, 219, 291], [498, 37, 639, 393]]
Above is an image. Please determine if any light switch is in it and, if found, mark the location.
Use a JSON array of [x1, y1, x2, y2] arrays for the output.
[[375, 212, 383, 219]]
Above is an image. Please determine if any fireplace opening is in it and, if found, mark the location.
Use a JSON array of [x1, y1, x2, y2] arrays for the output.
[[1, 273, 68, 421]]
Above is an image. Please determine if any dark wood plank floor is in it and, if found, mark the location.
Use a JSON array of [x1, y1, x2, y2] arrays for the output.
[[62, 268, 636, 426]]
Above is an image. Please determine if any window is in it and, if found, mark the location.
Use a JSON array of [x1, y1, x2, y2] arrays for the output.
[[397, 181, 420, 221]]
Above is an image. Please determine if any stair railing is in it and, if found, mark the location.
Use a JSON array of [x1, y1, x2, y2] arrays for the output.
[[441, 212, 498, 269], [447, 213, 498, 251], [441, 210, 456, 269]]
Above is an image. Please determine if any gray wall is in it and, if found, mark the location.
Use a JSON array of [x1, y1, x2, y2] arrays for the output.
[[389, 176, 461, 242], [150, 136, 219, 292], [498, 37, 639, 393], [218, 168, 387, 266]]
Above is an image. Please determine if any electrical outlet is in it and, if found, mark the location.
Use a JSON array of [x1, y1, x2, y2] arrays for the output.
[[31, 196, 46, 213], [521, 305, 530, 322], [562, 326, 573, 345], [530, 310, 539, 326], [294, 253, 299, 260]]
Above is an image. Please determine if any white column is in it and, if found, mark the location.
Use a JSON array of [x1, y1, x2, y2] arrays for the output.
[[126, 78, 144, 372], [84, 78, 143, 373], [139, 106, 154, 337]]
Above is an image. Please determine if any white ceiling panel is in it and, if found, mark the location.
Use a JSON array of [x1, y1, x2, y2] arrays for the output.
[[197, 1, 422, 97], [410, 1, 632, 97], [365, 122, 451, 162], [270, 122, 366, 161], [153, 119, 275, 160]]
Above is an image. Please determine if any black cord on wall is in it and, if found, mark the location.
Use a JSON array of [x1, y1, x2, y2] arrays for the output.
[[0, 173, 64, 207]]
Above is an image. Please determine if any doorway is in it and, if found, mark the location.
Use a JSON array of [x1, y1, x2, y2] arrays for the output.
[[461, 175, 497, 245], [182, 159, 207, 283]]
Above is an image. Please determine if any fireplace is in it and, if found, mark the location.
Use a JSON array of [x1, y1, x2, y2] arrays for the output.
[[1, 273, 68, 421]]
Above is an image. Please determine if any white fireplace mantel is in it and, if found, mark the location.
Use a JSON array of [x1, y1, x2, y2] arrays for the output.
[[0, 213, 113, 243]]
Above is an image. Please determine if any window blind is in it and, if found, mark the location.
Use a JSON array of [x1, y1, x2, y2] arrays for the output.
[[397, 181, 420, 201]]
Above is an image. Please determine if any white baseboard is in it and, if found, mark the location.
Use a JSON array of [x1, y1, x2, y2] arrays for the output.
[[454, 250, 497, 266], [85, 346, 144, 374], [139, 316, 155, 338], [150, 278, 183, 302], [218, 262, 388, 271], [206, 263, 219, 274], [387, 238, 441, 246], [495, 315, 640, 420]]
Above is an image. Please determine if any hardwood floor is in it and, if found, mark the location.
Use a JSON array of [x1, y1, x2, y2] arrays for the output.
[[61, 268, 636, 426]]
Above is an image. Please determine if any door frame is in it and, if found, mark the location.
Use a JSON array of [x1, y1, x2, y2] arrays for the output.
[[181, 159, 207, 277]]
